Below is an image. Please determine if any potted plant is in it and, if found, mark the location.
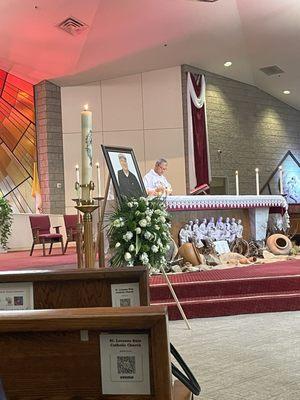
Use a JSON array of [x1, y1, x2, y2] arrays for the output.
[[0, 197, 13, 252]]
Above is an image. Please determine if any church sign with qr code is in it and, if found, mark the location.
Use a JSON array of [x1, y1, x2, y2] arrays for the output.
[[110, 282, 140, 307], [99, 333, 150, 395], [0, 282, 33, 310]]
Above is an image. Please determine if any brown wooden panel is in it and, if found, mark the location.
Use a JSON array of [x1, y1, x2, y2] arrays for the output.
[[0, 306, 163, 332], [0, 307, 172, 400], [33, 279, 113, 309], [0, 267, 149, 308], [0, 266, 148, 283]]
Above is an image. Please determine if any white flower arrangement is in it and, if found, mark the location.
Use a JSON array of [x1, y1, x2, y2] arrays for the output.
[[108, 197, 171, 270], [123, 231, 133, 241]]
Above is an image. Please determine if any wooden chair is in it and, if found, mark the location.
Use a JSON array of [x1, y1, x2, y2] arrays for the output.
[[63, 214, 79, 253], [29, 215, 64, 256]]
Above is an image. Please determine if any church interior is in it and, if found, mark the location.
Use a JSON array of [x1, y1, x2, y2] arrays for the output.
[[0, 1, 299, 399]]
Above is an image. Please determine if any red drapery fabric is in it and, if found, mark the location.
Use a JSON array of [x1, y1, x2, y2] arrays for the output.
[[190, 73, 209, 188]]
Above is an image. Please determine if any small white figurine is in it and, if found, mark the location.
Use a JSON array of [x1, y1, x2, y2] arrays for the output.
[[224, 217, 231, 242], [236, 219, 244, 238], [188, 220, 194, 232], [192, 218, 200, 234], [230, 217, 238, 242], [215, 216, 225, 240], [179, 223, 192, 245], [207, 217, 216, 240], [198, 218, 208, 240]]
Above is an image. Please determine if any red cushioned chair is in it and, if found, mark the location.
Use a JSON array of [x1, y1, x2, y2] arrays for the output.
[[29, 215, 64, 256], [63, 214, 79, 254]]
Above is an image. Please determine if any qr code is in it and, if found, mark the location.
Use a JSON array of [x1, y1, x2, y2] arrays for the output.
[[117, 356, 136, 375], [120, 298, 131, 307]]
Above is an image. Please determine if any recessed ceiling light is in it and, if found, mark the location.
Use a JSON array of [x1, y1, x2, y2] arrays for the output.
[[283, 90, 290, 95], [224, 61, 232, 67]]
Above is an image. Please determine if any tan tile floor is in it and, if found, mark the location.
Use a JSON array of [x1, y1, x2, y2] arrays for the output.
[[169, 312, 300, 400]]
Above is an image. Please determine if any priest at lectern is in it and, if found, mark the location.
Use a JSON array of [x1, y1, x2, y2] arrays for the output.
[[143, 158, 172, 196]]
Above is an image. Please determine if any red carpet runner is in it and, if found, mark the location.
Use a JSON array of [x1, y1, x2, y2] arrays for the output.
[[150, 260, 300, 320], [1, 251, 300, 320], [0, 249, 77, 270]]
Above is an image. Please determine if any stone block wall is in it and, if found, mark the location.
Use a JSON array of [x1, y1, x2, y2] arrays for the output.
[[34, 81, 65, 214], [182, 65, 300, 195]]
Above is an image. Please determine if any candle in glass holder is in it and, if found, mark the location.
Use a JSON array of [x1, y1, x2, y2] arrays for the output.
[[81, 104, 93, 201], [278, 165, 283, 195], [75, 165, 80, 198], [95, 162, 101, 197], [255, 168, 260, 196], [235, 170, 239, 196]]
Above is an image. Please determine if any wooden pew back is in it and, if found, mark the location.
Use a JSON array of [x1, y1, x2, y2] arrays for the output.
[[0, 266, 149, 310], [0, 306, 171, 399]]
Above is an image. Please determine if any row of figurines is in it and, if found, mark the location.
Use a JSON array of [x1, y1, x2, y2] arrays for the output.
[[179, 217, 244, 246]]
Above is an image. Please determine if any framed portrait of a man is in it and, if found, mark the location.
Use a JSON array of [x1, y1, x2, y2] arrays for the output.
[[101, 145, 147, 202]]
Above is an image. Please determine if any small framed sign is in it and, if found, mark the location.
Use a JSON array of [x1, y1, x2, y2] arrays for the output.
[[214, 240, 230, 255], [100, 333, 150, 395], [111, 282, 140, 307], [0, 282, 34, 310]]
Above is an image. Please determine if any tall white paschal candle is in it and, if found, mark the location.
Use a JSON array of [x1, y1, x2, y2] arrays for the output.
[[81, 105, 93, 201], [235, 170, 239, 196], [255, 168, 260, 196], [95, 162, 101, 197], [278, 165, 283, 195]]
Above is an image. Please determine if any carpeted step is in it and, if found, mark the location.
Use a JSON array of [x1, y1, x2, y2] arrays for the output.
[[150, 275, 300, 301], [151, 291, 300, 320]]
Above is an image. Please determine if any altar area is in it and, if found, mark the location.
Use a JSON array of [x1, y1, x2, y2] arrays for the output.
[[166, 194, 289, 243]]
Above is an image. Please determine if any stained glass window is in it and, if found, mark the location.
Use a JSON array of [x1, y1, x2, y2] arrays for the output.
[[0, 69, 36, 213]]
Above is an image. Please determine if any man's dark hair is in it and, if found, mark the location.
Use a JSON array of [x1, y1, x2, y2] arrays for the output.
[[118, 153, 127, 161]]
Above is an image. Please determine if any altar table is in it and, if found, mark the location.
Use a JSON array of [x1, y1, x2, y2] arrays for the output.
[[166, 195, 288, 242]]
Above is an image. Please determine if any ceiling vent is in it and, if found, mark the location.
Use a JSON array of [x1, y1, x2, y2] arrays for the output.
[[259, 65, 285, 76], [58, 17, 89, 36]]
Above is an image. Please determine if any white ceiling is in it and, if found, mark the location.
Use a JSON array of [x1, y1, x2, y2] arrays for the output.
[[1, 0, 300, 109]]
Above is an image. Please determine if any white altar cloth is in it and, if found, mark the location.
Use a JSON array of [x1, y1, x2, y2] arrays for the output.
[[166, 195, 288, 212], [166, 195, 288, 241]]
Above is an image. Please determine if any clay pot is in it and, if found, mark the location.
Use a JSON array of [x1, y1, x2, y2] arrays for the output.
[[239, 257, 250, 264], [178, 243, 203, 266], [266, 234, 292, 255]]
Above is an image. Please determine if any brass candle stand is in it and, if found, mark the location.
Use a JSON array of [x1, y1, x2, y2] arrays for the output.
[[72, 198, 84, 269], [74, 181, 98, 269], [93, 196, 105, 268]]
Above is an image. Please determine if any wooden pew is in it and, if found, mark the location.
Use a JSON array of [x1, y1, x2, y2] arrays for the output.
[[0, 266, 149, 310], [0, 306, 172, 399]]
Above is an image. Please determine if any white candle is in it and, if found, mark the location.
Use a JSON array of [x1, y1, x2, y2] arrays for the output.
[[255, 168, 260, 196], [235, 170, 239, 196], [81, 104, 93, 201], [75, 165, 80, 182], [95, 162, 101, 197], [75, 165, 80, 198], [278, 165, 283, 195]]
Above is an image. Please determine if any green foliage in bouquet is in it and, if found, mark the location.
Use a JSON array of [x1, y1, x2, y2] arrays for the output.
[[0, 197, 13, 250], [108, 197, 171, 270]]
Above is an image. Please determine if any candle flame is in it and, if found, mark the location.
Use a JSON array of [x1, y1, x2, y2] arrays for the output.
[[278, 165, 282, 170], [84, 104, 89, 111], [235, 170, 238, 174], [75, 165, 79, 170], [255, 168, 259, 172], [95, 162, 100, 167]]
